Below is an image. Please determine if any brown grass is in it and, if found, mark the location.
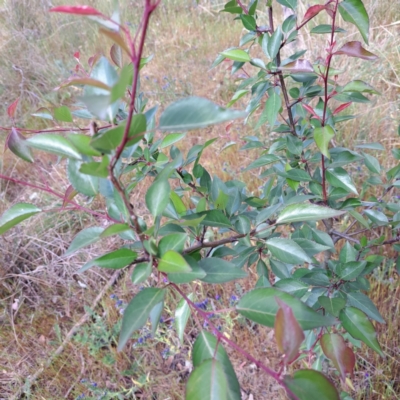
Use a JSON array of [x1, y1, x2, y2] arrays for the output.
[[0, 0, 399, 399]]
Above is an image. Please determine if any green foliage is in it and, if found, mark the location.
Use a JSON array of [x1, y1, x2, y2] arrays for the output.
[[1, 0, 399, 398]]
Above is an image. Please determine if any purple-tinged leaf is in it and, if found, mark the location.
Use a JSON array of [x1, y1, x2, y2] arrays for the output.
[[321, 333, 355, 381], [333, 102, 352, 115], [50, 5, 104, 17], [280, 59, 314, 73], [274, 297, 305, 364], [7, 98, 19, 118], [335, 41, 378, 61], [301, 5, 326, 25], [6, 127, 34, 163]]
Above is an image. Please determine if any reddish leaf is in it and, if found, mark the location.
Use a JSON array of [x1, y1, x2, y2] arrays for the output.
[[302, 103, 320, 120], [321, 333, 356, 381], [302, 5, 326, 25], [55, 77, 111, 91], [334, 41, 378, 61], [110, 44, 122, 67], [5, 127, 34, 163], [333, 102, 352, 115], [49, 6, 104, 17], [280, 59, 314, 73], [274, 297, 305, 364], [7, 98, 19, 118], [73, 51, 80, 60], [88, 53, 101, 68], [63, 185, 79, 207], [99, 28, 132, 57]]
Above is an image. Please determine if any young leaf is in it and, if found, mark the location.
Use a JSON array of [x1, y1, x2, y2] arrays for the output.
[[199, 258, 247, 283], [54, 105, 73, 122], [192, 331, 241, 400], [279, 59, 314, 73], [62, 185, 78, 207], [321, 333, 355, 381], [237, 288, 336, 330], [0, 203, 41, 235], [159, 97, 246, 132], [27, 134, 82, 160], [158, 250, 192, 273], [145, 179, 171, 217], [276, 203, 345, 224], [7, 98, 19, 118], [265, 238, 312, 264], [339, 307, 383, 356], [301, 5, 326, 25], [338, 0, 369, 44], [186, 359, 228, 400], [314, 126, 335, 159], [64, 226, 104, 255], [335, 41, 378, 61], [6, 127, 34, 163], [274, 298, 305, 364], [220, 49, 251, 62], [50, 5, 104, 16], [333, 102, 352, 115], [118, 288, 165, 351], [79, 248, 137, 273], [175, 293, 193, 344], [284, 370, 340, 400]]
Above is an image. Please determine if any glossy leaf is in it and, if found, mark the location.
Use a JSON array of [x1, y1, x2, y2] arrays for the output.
[[67, 133, 102, 157], [268, 26, 283, 60], [159, 97, 246, 132], [131, 262, 152, 284], [27, 134, 82, 160], [284, 369, 340, 400], [338, 0, 369, 44], [79, 248, 137, 272], [158, 233, 187, 257], [90, 125, 124, 152], [50, 5, 104, 16], [192, 331, 241, 400], [118, 288, 165, 351], [175, 293, 193, 344], [318, 296, 346, 317], [314, 126, 335, 159], [186, 359, 228, 400], [326, 167, 358, 194], [145, 179, 171, 217], [199, 258, 247, 283], [335, 41, 378, 61], [67, 159, 99, 197], [64, 226, 104, 255], [274, 298, 305, 364], [0, 203, 41, 235], [158, 250, 192, 273], [237, 288, 336, 330], [265, 238, 312, 264], [274, 279, 309, 298], [337, 261, 366, 281], [220, 49, 251, 62], [279, 59, 314, 73], [160, 133, 186, 149], [277, 203, 345, 224], [6, 127, 34, 163], [345, 292, 385, 323], [301, 5, 326, 25], [292, 239, 331, 257], [364, 209, 388, 226], [339, 307, 383, 355], [321, 333, 356, 381]]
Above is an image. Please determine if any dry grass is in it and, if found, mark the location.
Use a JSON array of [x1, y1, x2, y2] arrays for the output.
[[0, 0, 399, 399]]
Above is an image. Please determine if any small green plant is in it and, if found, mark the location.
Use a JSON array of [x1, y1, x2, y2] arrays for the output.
[[1, 0, 399, 399]]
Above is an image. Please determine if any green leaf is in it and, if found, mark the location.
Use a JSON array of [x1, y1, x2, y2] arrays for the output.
[[79, 157, 109, 178], [220, 49, 251, 62], [258, 88, 282, 128], [268, 26, 283, 60], [337, 261, 366, 281], [79, 248, 137, 272], [326, 167, 358, 194], [183, 210, 232, 228], [54, 105, 73, 122], [364, 209, 388, 226], [160, 133, 186, 149], [175, 293, 193, 344], [145, 179, 171, 217], [168, 264, 206, 283], [284, 370, 340, 400], [321, 333, 356, 381], [292, 239, 331, 257], [158, 233, 187, 257], [118, 288, 165, 351], [159, 97, 246, 132], [314, 126, 335, 159], [339, 307, 383, 355], [338, 0, 370, 44], [149, 300, 164, 336], [186, 359, 228, 400], [131, 262, 152, 284], [7, 127, 34, 162], [277, 203, 345, 224], [0, 203, 41, 235], [237, 288, 336, 330], [240, 14, 256, 31], [67, 159, 99, 197], [311, 24, 346, 34], [266, 238, 312, 264], [244, 154, 280, 171], [27, 134, 82, 160], [345, 292, 385, 323], [90, 125, 124, 152], [67, 133, 102, 157], [64, 226, 104, 255], [199, 258, 247, 283], [343, 80, 380, 95], [192, 331, 241, 400], [274, 279, 309, 298], [318, 296, 346, 317], [276, 0, 297, 11], [158, 250, 192, 273]]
